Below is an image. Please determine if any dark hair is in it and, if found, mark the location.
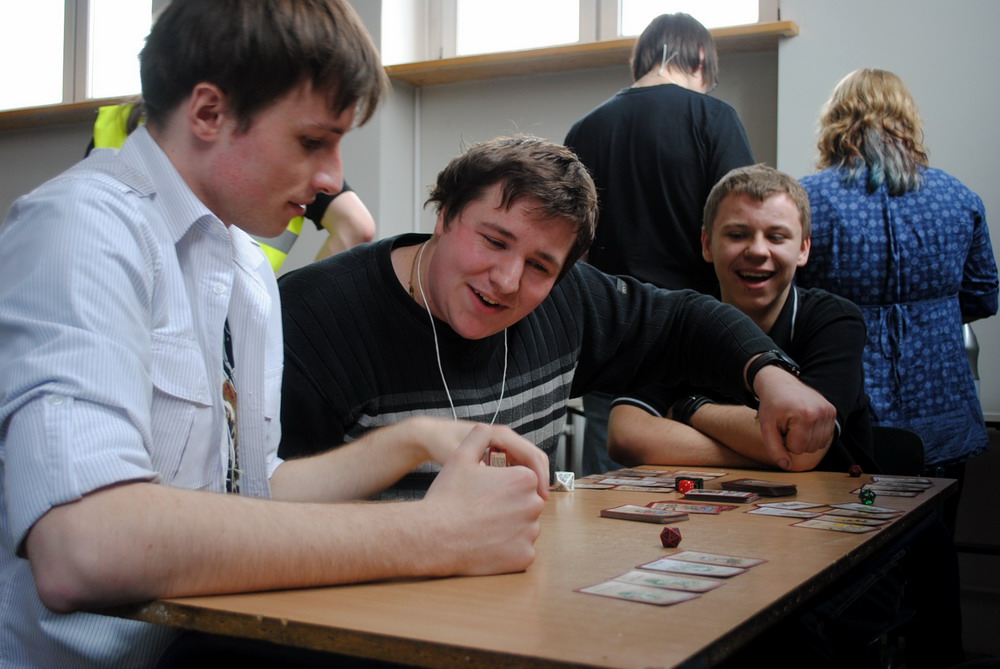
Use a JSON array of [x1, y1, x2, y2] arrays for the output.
[[140, 0, 387, 132], [630, 13, 718, 88], [703, 164, 812, 239], [816, 68, 928, 196], [426, 135, 598, 280]]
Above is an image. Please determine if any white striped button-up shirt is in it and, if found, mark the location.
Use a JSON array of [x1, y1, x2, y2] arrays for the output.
[[0, 126, 284, 667]]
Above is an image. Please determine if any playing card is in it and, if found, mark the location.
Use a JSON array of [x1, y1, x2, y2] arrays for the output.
[[647, 501, 737, 514], [814, 514, 888, 526], [638, 557, 746, 578], [577, 580, 700, 606], [747, 506, 822, 518], [668, 550, 766, 568], [683, 489, 760, 503], [829, 503, 903, 515], [793, 519, 880, 533], [755, 501, 825, 509], [612, 570, 724, 593]]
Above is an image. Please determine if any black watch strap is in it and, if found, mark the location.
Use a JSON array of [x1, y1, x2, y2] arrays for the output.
[[745, 350, 800, 399]]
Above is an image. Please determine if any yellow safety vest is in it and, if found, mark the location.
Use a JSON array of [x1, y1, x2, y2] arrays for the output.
[[92, 104, 300, 273]]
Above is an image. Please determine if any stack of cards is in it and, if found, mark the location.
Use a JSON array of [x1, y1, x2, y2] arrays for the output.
[[721, 478, 797, 497], [600, 504, 689, 524]]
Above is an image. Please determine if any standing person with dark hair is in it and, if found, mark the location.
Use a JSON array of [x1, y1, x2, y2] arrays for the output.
[[0, 2, 552, 666], [796, 69, 998, 514], [564, 12, 755, 474]]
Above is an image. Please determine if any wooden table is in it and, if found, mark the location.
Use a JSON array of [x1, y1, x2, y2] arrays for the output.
[[104, 468, 954, 668]]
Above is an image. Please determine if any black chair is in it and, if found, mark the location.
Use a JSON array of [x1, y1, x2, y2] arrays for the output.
[[871, 426, 925, 477]]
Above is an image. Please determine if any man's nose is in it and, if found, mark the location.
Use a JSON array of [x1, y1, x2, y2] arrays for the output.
[[491, 256, 523, 294], [312, 151, 344, 195]]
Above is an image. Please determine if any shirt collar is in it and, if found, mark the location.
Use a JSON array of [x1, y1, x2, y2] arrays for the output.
[[120, 126, 221, 245]]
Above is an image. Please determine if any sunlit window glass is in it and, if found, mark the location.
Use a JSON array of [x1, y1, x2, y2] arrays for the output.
[[456, 0, 579, 56], [88, 0, 152, 99], [620, 0, 758, 35], [0, 0, 65, 110]]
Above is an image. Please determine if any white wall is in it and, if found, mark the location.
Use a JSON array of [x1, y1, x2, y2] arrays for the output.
[[776, 0, 1000, 421]]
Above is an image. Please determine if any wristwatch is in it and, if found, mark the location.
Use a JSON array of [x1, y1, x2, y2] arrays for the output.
[[745, 350, 800, 398]]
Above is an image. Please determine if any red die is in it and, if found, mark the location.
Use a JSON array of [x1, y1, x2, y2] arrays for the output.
[[660, 526, 683, 548]]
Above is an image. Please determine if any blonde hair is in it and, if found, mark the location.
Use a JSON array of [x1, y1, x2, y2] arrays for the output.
[[816, 68, 929, 195]]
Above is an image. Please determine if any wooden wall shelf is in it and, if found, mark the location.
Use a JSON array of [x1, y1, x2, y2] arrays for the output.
[[0, 21, 797, 131], [385, 21, 798, 87]]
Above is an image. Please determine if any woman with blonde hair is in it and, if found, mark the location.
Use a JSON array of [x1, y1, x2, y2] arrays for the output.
[[797, 68, 997, 489]]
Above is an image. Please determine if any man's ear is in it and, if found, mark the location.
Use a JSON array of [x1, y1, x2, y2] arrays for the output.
[[701, 227, 714, 262], [186, 82, 229, 142], [433, 209, 447, 236], [797, 236, 812, 267]]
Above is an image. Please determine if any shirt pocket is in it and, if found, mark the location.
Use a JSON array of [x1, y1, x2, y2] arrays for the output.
[[149, 333, 217, 490]]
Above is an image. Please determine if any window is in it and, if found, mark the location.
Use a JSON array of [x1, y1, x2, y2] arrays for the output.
[[0, 0, 154, 112], [382, 0, 773, 65]]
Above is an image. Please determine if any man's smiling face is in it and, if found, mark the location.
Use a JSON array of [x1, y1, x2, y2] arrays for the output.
[[422, 182, 577, 340], [703, 192, 810, 332]]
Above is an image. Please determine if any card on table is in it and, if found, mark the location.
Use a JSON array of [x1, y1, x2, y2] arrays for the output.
[[851, 486, 918, 497], [673, 470, 727, 479], [638, 557, 746, 578], [573, 482, 615, 489], [577, 580, 700, 606], [747, 506, 822, 519], [667, 550, 766, 569], [823, 508, 900, 520], [612, 570, 725, 593], [870, 475, 932, 486], [598, 478, 664, 487], [793, 519, 880, 533], [600, 504, 689, 523], [647, 500, 737, 514], [683, 489, 760, 503], [829, 503, 903, 515], [612, 485, 677, 493], [755, 500, 826, 510], [814, 514, 889, 526]]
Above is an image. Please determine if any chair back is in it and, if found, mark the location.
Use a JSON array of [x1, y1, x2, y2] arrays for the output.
[[870, 426, 925, 476]]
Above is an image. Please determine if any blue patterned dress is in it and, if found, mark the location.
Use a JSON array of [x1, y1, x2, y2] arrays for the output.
[[797, 166, 998, 466]]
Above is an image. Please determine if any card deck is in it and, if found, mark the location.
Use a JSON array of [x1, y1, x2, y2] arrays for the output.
[[721, 478, 797, 496], [600, 504, 690, 523], [577, 581, 700, 606]]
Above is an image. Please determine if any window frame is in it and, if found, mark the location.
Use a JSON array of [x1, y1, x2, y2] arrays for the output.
[[423, 0, 777, 62]]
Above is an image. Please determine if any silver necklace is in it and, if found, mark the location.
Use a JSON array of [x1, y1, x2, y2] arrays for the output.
[[414, 241, 508, 424]]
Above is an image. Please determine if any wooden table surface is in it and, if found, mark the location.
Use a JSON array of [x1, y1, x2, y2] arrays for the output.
[[104, 468, 954, 668]]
